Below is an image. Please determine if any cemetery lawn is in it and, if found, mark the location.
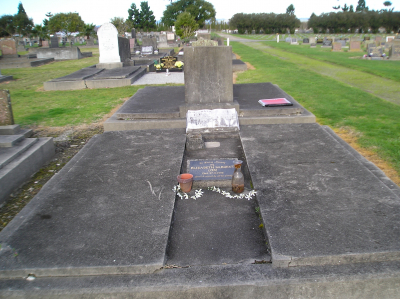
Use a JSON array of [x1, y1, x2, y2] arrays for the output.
[[0, 48, 141, 127], [231, 41, 400, 180]]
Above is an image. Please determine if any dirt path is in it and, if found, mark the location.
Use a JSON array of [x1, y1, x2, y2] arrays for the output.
[[245, 42, 400, 105]]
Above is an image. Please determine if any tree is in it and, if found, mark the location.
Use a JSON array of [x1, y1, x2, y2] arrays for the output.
[[162, 0, 216, 28], [17, 2, 26, 15], [342, 4, 349, 12], [175, 11, 198, 41], [48, 12, 85, 38], [356, 0, 368, 12], [110, 17, 130, 36], [286, 4, 295, 15], [32, 24, 49, 46], [80, 23, 96, 39], [0, 15, 16, 37], [127, 1, 156, 31]]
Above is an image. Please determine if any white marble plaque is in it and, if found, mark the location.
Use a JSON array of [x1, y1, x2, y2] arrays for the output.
[[186, 109, 239, 132], [167, 33, 175, 41], [97, 23, 120, 63]]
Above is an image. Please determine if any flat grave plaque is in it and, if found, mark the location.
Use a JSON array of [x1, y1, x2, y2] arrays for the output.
[[188, 159, 237, 181]]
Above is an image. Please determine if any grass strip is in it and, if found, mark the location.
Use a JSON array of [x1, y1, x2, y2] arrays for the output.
[[266, 41, 400, 83], [245, 42, 400, 105], [232, 41, 400, 174]]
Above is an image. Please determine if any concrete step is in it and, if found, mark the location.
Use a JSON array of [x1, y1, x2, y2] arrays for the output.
[[0, 125, 21, 135], [0, 138, 38, 169], [0, 135, 25, 147], [0, 137, 54, 205]]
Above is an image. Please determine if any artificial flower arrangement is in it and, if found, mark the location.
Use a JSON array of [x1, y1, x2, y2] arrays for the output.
[[155, 63, 164, 70], [175, 61, 184, 68], [173, 185, 256, 200]]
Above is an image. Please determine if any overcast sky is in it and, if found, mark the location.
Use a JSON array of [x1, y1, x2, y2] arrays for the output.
[[1, 0, 394, 25]]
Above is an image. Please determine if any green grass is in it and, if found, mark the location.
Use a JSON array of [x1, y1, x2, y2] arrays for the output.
[[0, 48, 142, 127], [231, 41, 400, 173], [266, 42, 400, 82]]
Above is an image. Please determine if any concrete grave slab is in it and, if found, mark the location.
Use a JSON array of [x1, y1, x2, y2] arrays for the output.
[[89, 66, 141, 79], [50, 67, 104, 82], [241, 123, 400, 268], [0, 129, 186, 278]]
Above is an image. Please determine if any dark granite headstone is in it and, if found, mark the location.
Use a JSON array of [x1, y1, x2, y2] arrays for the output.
[[131, 28, 136, 39], [368, 45, 382, 57], [0, 89, 14, 126], [187, 159, 237, 181], [118, 37, 130, 62], [50, 36, 59, 48], [303, 38, 309, 44]]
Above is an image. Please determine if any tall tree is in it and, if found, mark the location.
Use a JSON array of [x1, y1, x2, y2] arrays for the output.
[[110, 17, 130, 36], [356, 0, 368, 12], [162, 0, 216, 28], [286, 4, 295, 15], [127, 1, 156, 31], [175, 11, 198, 41], [17, 2, 26, 15], [48, 13, 85, 38]]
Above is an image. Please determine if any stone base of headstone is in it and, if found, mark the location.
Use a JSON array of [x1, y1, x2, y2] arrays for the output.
[[96, 62, 123, 69], [186, 133, 205, 151], [179, 101, 240, 118]]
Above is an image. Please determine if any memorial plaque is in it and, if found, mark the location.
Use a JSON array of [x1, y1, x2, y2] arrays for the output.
[[389, 44, 400, 60], [160, 56, 178, 68], [349, 41, 361, 51], [186, 109, 239, 131], [97, 23, 121, 64], [188, 159, 238, 181]]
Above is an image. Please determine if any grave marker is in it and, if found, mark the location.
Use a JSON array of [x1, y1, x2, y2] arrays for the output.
[[187, 159, 237, 181], [349, 41, 361, 52], [303, 38, 309, 44], [0, 89, 14, 126], [50, 36, 59, 48], [332, 42, 342, 51], [0, 40, 17, 56], [389, 44, 400, 60], [97, 23, 122, 69]]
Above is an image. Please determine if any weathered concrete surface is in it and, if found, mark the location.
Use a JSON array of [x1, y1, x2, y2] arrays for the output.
[[232, 59, 247, 72], [184, 46, 233, 104], [0, 129, 186, 277], [104, 83, 315, 131], [0, 137, 54, 205], [31, 47, 85, 60], [44, 66, 146, 90], [0, 75, 13, 83], [1, 262, 400, 298], [50, 67, 103, 81], [0, 57, 54, 69], [240, 123, 400, 268]]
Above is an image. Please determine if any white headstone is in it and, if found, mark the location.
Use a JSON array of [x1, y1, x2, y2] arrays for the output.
[[186, 109, 239, 132], [97, 23, 120, 64]]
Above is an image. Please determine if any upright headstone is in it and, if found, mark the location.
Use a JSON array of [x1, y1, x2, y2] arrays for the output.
[[167, 32, 176, 43], [389, 44, 400, 60], [131, 28, 136, 39], [0, 40, 18, 57], [118, 37, 130, 62], [142, 37, 157, 50], [349, 41, 361, 52], [157, 34, 168, 48], [375, 36, 382, 43], [309, 36, 316, 44], [50, 36, 59, 48], [86, 38, 94, 46], [386, 36, 395, 42], [332, 42, 342, 51], [97, 23, 122, 69], [285, 37, 291, 43], [42, 40, 49, 47], [184, 46, 233, 106], [0, 89, 14, 126], [303, 38, 309, 44]]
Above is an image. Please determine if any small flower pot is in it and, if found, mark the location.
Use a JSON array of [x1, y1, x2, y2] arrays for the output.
[[177, 173, 193, 193]]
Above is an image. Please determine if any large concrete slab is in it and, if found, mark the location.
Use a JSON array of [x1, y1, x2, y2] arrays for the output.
[[0, 129, 186, 278], [89, 66, 141, 79], [105, 83, 315, 131], [240, 123, 400, 268], [50, 67, 103, 82]]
